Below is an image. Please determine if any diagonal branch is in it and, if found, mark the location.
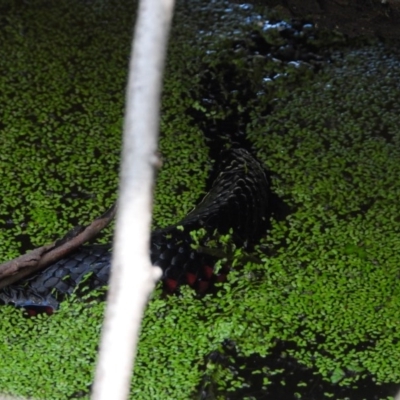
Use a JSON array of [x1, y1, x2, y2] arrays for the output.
[[0, 202, 117, 289]]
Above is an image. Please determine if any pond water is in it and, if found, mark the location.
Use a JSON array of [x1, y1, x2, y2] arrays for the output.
[[0, 0, 399, 398]]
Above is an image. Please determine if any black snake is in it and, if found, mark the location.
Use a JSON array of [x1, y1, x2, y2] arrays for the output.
[[0, 148, 270, 311]]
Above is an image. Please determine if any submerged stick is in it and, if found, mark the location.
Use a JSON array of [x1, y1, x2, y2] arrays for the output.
[[0, 203, 117, 289]]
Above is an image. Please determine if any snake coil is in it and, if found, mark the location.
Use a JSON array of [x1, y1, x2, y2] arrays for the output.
[[0, 148, 270, 311]]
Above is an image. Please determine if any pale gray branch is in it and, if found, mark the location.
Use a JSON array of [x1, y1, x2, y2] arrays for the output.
[[91, 0, 175, 398]]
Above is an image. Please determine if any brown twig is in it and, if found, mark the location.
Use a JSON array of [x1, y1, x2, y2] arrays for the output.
[[0, 202, 117, 290]]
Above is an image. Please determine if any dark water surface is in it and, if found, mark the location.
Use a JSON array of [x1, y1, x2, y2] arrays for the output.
[[0, 0, 400, 398]]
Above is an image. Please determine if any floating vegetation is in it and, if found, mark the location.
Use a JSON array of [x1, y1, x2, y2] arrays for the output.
[[0, 0, 399, 399]]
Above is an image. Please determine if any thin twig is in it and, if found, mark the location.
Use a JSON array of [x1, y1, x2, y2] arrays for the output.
[[0, 203, 117, 289]]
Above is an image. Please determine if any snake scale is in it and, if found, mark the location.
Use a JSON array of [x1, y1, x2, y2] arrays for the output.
[[0, 148, 270, 311]]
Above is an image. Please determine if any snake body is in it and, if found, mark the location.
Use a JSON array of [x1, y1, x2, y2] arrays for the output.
[[0, 148, 270, 310]]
